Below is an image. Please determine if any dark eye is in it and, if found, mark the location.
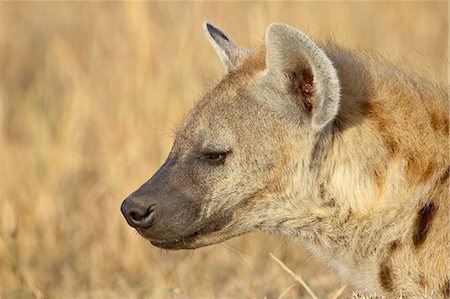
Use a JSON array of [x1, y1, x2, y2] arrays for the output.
[[200, 152, 228, 165]]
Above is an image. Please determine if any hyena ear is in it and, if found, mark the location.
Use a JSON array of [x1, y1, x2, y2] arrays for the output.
[[203, 22, 247, 72], [265, 23, 340, 129]]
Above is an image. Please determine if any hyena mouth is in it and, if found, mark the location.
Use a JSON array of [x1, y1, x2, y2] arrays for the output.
[[148, 231, 202, 250], [139, 211, 235, 250]]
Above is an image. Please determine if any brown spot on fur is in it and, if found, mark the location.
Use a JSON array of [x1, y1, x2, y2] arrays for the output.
[[319, 183, 326, 199], [359, 101, 372, 117], [417, 273, 426, 287], [388, 240, 400, 253], [439, 167, 450, 184], [379, 258, 394, 291], [385, 139, 400, 157], [240, 189, 265, 207], [361, 101, 400, 156], [419, 161, 437, 183], [405, 154, 420, 183], [413, 201, 437, 248], [343, 209, 353, 224], [404, 154, 436, 184], [430, 110, 450, 133], [442, 279, 450, 297], [319, 184, 336, 208], [324, 198, 336, 208]]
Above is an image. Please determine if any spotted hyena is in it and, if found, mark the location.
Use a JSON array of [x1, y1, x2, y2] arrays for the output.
[[121, 23, 449, 297]]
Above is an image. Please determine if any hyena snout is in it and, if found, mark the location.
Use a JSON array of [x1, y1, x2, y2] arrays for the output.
[[120, 166, 202, 243], [121, 195, 155, 229]]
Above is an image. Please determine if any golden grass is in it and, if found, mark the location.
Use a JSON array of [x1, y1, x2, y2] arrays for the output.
[[0, 2, 447, 299]]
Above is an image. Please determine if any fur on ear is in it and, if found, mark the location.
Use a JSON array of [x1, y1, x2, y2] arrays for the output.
[[203, 22, 247, 71], [265, 23, 340, 129]]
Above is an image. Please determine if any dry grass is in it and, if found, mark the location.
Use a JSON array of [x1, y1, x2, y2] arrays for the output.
[[0, 2, 447, 299]]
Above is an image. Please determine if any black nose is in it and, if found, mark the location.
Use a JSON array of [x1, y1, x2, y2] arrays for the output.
[[121, 198, 155, 229]]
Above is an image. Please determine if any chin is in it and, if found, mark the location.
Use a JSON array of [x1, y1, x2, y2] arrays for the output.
[[146, 230, 245, 250]]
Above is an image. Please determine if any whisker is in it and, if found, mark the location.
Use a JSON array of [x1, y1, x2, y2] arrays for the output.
[[220, 243, 251, 270], [223, 241, 252, 257]]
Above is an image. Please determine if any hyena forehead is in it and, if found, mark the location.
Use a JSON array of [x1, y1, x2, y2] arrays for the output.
[[176, 77, 278, 154]]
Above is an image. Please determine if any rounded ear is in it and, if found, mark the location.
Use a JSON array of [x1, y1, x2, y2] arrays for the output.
[[203, 22, 247, 72], [265, 23, 340, 129]]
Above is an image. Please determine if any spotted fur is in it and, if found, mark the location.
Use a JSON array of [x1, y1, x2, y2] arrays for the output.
[[122, 22, 449, 298]]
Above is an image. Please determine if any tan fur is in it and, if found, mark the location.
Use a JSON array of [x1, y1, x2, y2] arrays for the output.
[[122, 23, 449, 298]]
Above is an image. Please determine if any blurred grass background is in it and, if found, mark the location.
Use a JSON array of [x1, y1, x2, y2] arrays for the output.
[[0, 2, 447, 299]]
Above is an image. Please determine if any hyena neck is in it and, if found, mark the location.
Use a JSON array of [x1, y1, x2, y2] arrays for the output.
[[273, 124, 405, 277], [276, 113, 448, 293]]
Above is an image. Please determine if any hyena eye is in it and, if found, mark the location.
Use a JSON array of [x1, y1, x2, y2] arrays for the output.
[[200, 152, 228, 165]]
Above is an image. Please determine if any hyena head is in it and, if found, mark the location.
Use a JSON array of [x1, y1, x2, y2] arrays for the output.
[[121, 23, 340, 250]]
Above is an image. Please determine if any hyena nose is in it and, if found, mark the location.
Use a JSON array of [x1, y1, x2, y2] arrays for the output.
[[121, 198, 155, 229]]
